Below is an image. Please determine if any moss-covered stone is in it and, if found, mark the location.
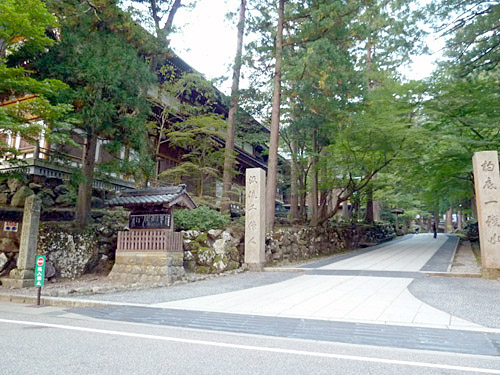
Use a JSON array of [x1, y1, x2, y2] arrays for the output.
[[0, 192, 8, 205], [38, 190, 55, 207], [196, 232, 209, 244], [185, 240, 201, 252], [197, 247, 216, 266], [212, 255, 228, 272], [38, 223, 98, 279], [227, 246, 240, 262], [184, 260, 196, 271], [226, 260, 240, 271], [195, 265, 211, 274], [0, 238, 18, 252], [7, 178, 23, 193], [11, 186, 34, 207]]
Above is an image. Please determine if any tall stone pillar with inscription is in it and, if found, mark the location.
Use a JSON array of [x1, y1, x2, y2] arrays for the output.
[[244, 168, 266, 270], [3, 195, 41, 288], [472, 151, 500, 279]]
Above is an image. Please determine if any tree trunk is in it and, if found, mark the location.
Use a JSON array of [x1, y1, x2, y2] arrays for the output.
[[77, 132, 97, 228], [150, 0, 182, 44], [222, 0, 246, 214], [289, 139, 299, 222], [199, 174, 204, 197], [265, 0, 284, 232], [471, 198, 477, 219], [310, 158, 318, 226], [365, 184, 374, 224], [445, 206, 453, 233], [299, 173, 307, 222], [0, 39, 6, 59], [318, 149, 328, 221], [310, 130, 319, 226], [434, 212, 440, 234]]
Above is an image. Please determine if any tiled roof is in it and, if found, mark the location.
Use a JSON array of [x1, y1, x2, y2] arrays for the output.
[[107, 184, 196, 208]]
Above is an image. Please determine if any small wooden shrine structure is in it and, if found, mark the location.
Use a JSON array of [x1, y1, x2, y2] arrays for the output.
[[106, 184, 196, 283]]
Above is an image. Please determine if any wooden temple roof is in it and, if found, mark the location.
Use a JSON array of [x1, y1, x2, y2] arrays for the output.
[[107, 184, 196, 209]]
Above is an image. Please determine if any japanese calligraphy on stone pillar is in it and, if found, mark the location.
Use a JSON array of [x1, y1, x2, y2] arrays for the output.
[[472, 151, 500, 268], [244, 168, 266, 267]]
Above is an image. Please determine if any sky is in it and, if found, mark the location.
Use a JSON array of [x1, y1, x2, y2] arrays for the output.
[[169, 0, 241, 94], [168, 0, 445, 95]]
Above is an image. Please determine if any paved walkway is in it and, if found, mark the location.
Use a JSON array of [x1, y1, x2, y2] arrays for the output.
[[150, 234, 482, 330]]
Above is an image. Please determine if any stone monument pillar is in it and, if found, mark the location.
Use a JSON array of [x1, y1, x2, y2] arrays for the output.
[[3, 195, 41, 288], [244, 168, 266, 270], [472, 151, 500, 279]]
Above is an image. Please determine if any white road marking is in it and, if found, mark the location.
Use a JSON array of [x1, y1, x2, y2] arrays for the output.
[[1, 318, 499, 374]]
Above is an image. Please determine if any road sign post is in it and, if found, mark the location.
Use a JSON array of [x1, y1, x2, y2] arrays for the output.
[[34, 256, 46, 306]]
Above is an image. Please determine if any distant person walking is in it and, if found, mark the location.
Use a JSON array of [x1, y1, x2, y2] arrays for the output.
[[432, 222, 437, 238]]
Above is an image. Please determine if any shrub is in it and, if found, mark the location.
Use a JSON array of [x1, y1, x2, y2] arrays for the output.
[[174, 206, 230, 231]]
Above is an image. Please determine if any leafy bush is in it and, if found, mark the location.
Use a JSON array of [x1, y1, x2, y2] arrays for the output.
[[174, 206, 230, 231]]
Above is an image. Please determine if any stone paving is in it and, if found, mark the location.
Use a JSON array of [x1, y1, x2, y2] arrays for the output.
[[149, 234, 485, 330]]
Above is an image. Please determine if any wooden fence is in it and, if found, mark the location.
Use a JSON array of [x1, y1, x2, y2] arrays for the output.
[[117, 229, 183, 252]]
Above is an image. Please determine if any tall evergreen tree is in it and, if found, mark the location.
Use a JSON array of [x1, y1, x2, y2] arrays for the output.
[[265, 0, 284, 232], [222, 0, 247, 214], [38, 7, 154, 227]]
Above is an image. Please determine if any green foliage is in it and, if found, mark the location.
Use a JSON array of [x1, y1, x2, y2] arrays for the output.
[[155, 69, 227, 195], [427, 0, 500, 74], [174, 206, 230, 231], [35, 4, 156, 226], [0, 0, 72, 159], [0, 0, 56, 57]]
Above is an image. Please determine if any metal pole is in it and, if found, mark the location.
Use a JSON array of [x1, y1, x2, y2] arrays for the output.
[[37, 287, 41, 306]]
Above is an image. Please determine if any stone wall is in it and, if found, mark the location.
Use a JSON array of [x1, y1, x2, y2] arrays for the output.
[[266, 223, 396, 264], [37, 209, 129, 279], [0, 174, 125, 279], [108, 251, 185, 284], [181, 223, 395, 273], [182, 228, 244, 274]]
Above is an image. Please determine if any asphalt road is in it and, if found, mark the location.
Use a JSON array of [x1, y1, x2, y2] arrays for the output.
[[2, 301, 500, 375]]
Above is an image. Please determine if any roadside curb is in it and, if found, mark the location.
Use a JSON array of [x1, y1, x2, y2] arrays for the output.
[[0, 293, 128, 308], [425, 272, 482, 278], [263, 267, 306, 273], [447, 234, 461, 273]]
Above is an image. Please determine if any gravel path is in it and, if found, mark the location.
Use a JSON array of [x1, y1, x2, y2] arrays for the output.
[[408, 240, 500, 328], [450, 240, 481, 274], [408, 276, 500, 328]]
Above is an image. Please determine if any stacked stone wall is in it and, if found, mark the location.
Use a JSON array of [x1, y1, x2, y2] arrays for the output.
[[182, 228, 244, 274], [36, 209, 129, 279], [266, 223, 396, 264], [181, 222, 395, 273], [108, 251, 184, 284]]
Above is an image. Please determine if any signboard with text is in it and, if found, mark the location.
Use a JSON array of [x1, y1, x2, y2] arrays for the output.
[[129, 213, 171, 229], [34, 256, 46, 287]]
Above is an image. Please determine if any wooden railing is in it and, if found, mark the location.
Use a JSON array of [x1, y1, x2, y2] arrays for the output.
[[117, 229, 183, 253]]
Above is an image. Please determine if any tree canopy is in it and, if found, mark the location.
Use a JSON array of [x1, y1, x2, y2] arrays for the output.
[[0, 0, 72, 160]]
